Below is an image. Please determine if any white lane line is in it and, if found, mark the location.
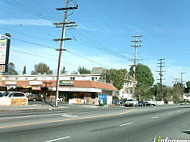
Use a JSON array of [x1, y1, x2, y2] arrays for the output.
[[120, 122, 134, 127], [152, 116, 159, 119], [168, 113, 172, 115], [61, 114, 78, 118], [44, 136, 70, 142], [0, 113, 61, 120], [178, 110, 180, 112]]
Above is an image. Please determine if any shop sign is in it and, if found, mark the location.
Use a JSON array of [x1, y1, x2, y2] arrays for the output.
[[32, 86, 41, 90], [60, 81, 74, 86]]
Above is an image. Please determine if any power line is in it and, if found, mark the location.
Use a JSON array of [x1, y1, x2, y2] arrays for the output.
[[11, 49, 78, 67], [0, 26, 51, 41]]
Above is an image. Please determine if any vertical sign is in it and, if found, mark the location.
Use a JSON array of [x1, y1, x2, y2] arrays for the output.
[[0, 39, 10, 72], [0, 39, 7, 64]]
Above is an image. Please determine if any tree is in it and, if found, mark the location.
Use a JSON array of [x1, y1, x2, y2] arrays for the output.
[[22, 66, 26, 75], [152, 83, 173, 101], [31, 62, 53, 75], [78, 66, 91, 74], [129, 64, 154, 100], [101, 69, 127, 90], [8, 62, 18, 75], [185, 81, 190, 93], [173, 83, 183, 103]]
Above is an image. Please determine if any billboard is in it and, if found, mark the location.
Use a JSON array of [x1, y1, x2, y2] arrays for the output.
[[0, 38, 10, 73], [0, 39, 7, 64]]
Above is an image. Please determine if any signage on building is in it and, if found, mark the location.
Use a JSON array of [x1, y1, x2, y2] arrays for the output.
[[29, 81, 42, 85], [5, 81, 17, 85], [32, 86, 41, 90], [0, 38, 10, 72], [60, 81, 74, 86]]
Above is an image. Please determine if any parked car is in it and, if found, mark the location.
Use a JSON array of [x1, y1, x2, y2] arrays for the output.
[[144, 99, 156, 106], [124, 99, 138, 107], [179, 101, 189, 105], [27, 94, 43, 101], [0, 91, 26, 98], [138, 101, 148, 106], [0, 92, 3, 97]]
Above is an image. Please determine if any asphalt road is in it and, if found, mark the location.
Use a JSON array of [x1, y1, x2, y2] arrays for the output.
[[0, 105, 189, 142]]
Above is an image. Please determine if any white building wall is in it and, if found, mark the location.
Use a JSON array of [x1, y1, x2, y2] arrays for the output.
[[1, 74, 101, 81], [119, 82, 133, 99]]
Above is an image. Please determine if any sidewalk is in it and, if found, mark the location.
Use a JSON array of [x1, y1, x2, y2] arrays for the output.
[[0, 104, 54, 111]]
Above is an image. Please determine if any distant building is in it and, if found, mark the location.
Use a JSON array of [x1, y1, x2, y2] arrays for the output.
[[119, 75, 133, 100], [91, 67, 107, 74]]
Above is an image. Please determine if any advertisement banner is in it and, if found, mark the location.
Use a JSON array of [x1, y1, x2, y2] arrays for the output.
[[11, 98, 28, 105]]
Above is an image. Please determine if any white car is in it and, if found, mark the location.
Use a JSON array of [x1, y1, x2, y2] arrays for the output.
[[0, 91, 28, 105], [124, 99, 138, 106], [144, 99, 156, 106]]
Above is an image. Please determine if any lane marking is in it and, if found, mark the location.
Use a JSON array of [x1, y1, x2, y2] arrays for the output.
[[168, 113, 172, 115], [44, 136, 70, 142], [61, 114, 78, 118], [120, 122, 133, 127], [0, 109, 135, 129], [152, 116, 159, 119]]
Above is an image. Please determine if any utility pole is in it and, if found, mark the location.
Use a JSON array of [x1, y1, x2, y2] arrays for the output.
[[179, 72, 185, 85], [179, 72, 185, 100], [131, 35, 142, 99], [156, 59, 165, 101], [54, 0, 78, 108], [172, 78, 179, 84]]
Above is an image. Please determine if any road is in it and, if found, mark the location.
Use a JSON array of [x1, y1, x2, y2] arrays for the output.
[[0, 104, 189, 142]]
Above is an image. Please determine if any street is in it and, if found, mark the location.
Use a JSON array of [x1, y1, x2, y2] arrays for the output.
[[0, 104, 189, 142]]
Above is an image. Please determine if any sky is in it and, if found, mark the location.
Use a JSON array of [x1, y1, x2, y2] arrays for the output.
[[0, 0, 190, 86]]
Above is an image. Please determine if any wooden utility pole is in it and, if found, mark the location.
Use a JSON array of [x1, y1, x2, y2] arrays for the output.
[[180, 72, 185, 85], [179, 72, 185, 100], [54, 0, 78, 108], [156, 59, 165, 101], [131, 35, 142, 99]]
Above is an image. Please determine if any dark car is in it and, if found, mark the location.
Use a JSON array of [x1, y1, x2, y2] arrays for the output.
[[27, 94, 43, 101], [138, 101, 148, 106]]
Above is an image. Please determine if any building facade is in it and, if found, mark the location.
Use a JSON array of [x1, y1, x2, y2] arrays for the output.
[[0, 74, 117, 105]]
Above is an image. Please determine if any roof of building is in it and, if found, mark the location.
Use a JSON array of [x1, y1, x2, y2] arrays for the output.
[[0, 80, 117, 91], [73, 81, 117, 91]]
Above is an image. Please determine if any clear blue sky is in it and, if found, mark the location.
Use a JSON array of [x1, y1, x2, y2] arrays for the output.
[[0, 0, 190, 86]]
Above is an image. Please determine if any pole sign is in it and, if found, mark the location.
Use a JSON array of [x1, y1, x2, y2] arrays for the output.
[[0, 39, 10, 73]]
